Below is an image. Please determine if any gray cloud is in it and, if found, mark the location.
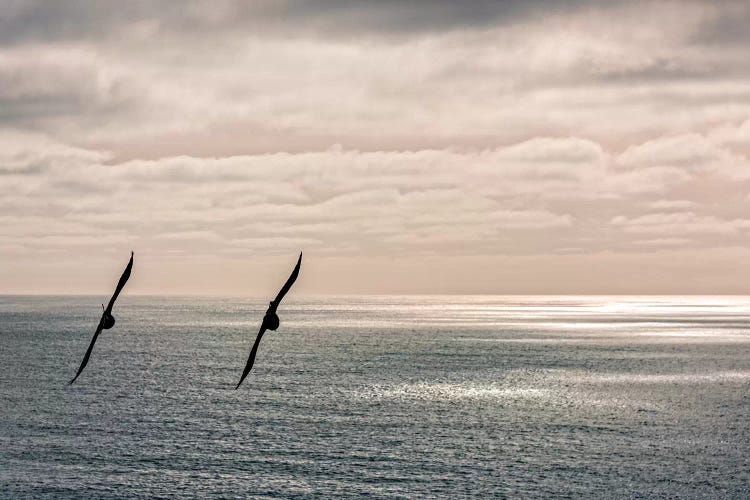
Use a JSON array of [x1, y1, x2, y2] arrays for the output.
[[0, 0, 589, 45], [689, 1, 750, 46]]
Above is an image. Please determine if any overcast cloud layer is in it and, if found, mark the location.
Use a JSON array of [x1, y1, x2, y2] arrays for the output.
[[2, 0, 750, 294]]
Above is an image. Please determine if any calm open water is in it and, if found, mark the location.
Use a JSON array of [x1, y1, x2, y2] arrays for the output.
[[1, 295, 749, 498]]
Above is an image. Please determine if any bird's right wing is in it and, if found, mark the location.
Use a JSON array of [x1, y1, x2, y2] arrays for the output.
[[105, 251, 134, 314], [235, 325, 267, 389], [271, 252, 302, 310], [69, 315, 105, 385]]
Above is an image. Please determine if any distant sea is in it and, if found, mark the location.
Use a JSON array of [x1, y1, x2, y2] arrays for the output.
[[1, 295, 749, 498]]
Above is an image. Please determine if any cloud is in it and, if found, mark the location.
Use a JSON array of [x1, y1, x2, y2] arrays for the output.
[[0, 45, 140, 130], [0, 1, 589, 44], [634, 238, 692, 247], [647, 200, 697, 210], [2, 1, 750, 293], [616, 132, 750, 184], [1, 1, 747, 154], [494, 137, 605, 164], [0, 137, 594, 258], [709, 118, 750, 153], [2, 126, 747, 264], [0, 130, 109, 174], [612, 212, 750, 235], [617, 133, 727, 170]]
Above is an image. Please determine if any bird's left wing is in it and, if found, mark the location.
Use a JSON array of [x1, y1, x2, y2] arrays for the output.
[[105, 251, 134, 315], [235, 325, 267, 389], [69, 315, 106, 385]]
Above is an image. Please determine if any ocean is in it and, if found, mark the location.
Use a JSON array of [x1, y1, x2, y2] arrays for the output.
[[1, 295, 749, 498]]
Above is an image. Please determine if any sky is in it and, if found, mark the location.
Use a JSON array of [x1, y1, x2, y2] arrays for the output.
[[2, 0, 750, 295]]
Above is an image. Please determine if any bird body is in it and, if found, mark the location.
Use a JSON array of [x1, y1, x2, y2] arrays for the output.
[[103, 313, 115, 330], [69, 251, 133, 385], [263, 307, 280, 331], [235, 252, 301, 389]]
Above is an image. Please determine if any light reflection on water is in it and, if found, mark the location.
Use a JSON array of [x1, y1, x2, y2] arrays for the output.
[[1, 295, 749, 498]]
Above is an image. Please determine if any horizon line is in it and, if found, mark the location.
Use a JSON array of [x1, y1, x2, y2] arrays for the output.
[[4, 292, 750, 298]]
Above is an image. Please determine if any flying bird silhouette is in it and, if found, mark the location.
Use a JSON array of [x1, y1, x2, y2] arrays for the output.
[[69, 251, 134, 385], [236, 252, 302, 389]]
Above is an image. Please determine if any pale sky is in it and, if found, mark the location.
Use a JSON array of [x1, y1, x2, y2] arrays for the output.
[[2, 1, 750, 295]]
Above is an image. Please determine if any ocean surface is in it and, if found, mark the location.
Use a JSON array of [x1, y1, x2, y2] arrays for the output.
[[1, 295, 749, 499]]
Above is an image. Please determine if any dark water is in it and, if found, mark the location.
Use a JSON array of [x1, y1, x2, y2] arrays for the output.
[[1, 295, 749, 498]]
